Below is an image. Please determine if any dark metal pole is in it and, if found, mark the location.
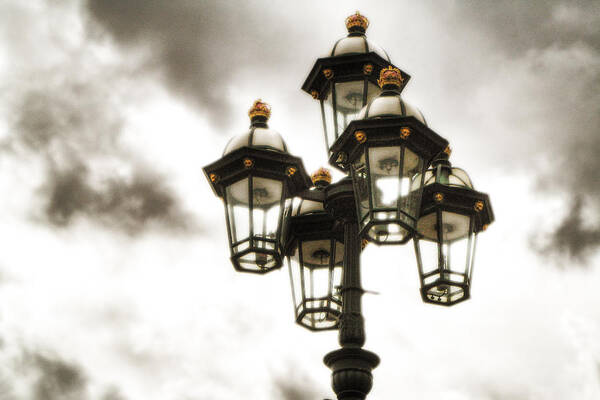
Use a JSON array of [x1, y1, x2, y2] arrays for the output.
[[324, 177, 379, 400]]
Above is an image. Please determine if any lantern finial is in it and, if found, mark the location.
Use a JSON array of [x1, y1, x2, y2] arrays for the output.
[[345, 11, 369, 33], [377, 66, 404, 89], [248, 99, 271, 121], [311, 167, 332, 187]]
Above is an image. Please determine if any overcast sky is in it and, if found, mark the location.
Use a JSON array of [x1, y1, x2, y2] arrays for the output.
[[0, 1, 599, 399]]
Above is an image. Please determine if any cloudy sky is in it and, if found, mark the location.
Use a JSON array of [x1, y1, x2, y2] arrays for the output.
[[0, 1, 599, 399]]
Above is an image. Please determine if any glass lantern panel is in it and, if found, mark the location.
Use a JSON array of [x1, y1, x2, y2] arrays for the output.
[[366, 96, 401, 117], [333, 36, 367, 55], [237, 252, 278, 271], [251, 176, 283, 244], [416, 211, 476, 286], [295, 199, 323, 215], [251, 128, 287, 152], [334, 81, 365, 137], [226, 178, 250, 253], [352, 152, 370, 224], [421, 169, 435, 186], [368, 146, 402, 209], [364, 81, 381, 108], [399, 147, 424, 219], [450, 168, 473, 188], [322, 86, 336, 150], [300, 239, 344, 269], [417, 210, 471, 242], [287, 248, 303, 306], [416, 233, 438, 275]]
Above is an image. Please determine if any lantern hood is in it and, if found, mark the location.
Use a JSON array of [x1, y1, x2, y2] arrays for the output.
[[418, 151, 494, 235], [330, 12, 390, 63], [421, 149, 474, 189], [357, 66, 427, 125], [223, 99, 288, 155]]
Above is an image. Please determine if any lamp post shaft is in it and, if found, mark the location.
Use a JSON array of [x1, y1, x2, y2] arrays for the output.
[[324, 178, 379, 400], [338, 219, 365, 348]]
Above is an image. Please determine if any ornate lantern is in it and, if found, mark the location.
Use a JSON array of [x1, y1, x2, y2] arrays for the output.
[[302, 12, 410, 154], [414, 150, 494, 305], [283, 168, 344, 331], [329, 67, 448, 245], [204, 100, 311, 273]]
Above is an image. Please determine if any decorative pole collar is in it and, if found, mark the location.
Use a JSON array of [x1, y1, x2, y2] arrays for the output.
[[345, 11, 369, 33]]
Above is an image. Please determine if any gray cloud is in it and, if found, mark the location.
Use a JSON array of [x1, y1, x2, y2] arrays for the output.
[[444, 1, 600, 262], [32, 353, 87, 400], [271, 367, 323, 400], [102, 387, 127, 400], [535, 196, 600, 264], [84, 0, 308, 130], [8, 63, 194, 235], [41, 165, 190, 235]]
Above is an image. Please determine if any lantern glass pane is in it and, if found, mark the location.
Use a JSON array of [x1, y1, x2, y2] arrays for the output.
[[288, 238, 343, 330], [252, 176, 283, 246], [400, 147, 424, 218], [365, 81, 381, 103], [450, 167, 473, 188], [361, 146, 424, 243], [226, 178, 250, 253], [367, 95, 400, 116], [322, 90, 336, 149], [332, 81, 380, 140], [251, 127, 287, 152], [352, 152, 370, 225], [334, 36, 366, 54], [417, 210, 471, 242], [368, 146, 402, 208], [287, 248, 303, 305]]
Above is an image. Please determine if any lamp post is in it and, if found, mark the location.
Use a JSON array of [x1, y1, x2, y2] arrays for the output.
[[204, 12, 494, 400]]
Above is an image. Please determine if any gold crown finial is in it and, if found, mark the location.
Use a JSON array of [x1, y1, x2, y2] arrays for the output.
[[377, 66, 404, 88], [248, 99, 271, 120], [311, 167, 332, 185], [345, 11, 369, 32]]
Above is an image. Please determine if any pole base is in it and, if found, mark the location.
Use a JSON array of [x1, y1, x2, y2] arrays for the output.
[[324, 347, 380, 400]]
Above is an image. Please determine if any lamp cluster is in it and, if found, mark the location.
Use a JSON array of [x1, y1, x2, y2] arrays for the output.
[[205, 12, 494, 329], [204, 12, 494, 399]]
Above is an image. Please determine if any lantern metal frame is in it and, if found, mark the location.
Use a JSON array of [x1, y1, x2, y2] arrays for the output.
[[204, 146, 311, 273], [283, 188, 345, 331], [414, 159, 494, 305]]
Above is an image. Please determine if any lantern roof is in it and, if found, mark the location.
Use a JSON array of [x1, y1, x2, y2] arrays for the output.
[[330, 12, 390, 62], [419, 153, 494, 234], [357, 66, 427, 124], [223, 99, 288, 155], [291, 168, 333, 216], [357, 95, 427, 125], [422, 151, 474, 189]]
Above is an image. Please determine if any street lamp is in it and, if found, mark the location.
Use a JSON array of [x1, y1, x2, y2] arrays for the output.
[[203, 100, 311, 273], [302, 12, 409, 157], [414, 149, 494, 305], [328, 66, 447, 245], [204, 13, 494, 400], [283, 168, 344, 331]]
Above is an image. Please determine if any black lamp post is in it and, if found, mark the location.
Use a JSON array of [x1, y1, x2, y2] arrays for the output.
[[204, 12, 494, 400]]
